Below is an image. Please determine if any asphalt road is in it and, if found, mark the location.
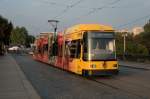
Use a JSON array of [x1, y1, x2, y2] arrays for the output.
[[12, 54, 150, 99]]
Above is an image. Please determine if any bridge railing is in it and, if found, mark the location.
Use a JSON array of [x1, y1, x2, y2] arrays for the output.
[[117, 54, 150, 63]]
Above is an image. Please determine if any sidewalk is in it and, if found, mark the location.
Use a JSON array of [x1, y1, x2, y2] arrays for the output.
[[0, 55, 41, 99], [119, 61, 150, 70]]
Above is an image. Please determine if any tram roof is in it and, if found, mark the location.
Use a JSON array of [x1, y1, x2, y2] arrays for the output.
[[65, 24, 114, 34], [40, 32, 53, 36]]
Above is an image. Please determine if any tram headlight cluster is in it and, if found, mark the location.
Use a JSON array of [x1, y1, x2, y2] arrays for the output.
[[113, 64, 118, 68], [90, 64, 96, 68]]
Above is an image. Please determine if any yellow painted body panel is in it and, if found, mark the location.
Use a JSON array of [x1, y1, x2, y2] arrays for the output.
[[67, 46, 118, 75], [65, 24, 114, 34], [65, 32, 82, 40], [69, 59, 118, 75], [65, 24, 114, 41], [79, 61, 118, 70], [68, 59, 82, 74], [64, 24, 118, 75]]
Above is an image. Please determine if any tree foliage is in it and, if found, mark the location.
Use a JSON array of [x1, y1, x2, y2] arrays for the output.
[[10, 26, 35, 47], [11, 27, 28, 45], [0, 15, 13, 45], [25, 35, 35, 47], [116, 19, 150, 56], [144, 20, 150, 33], [134, 20, 150, 53], [115, 32, 149, 56], [0, 15, 13, 55]]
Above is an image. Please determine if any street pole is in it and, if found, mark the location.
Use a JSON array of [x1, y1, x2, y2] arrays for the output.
[[123, 32, 127, 60], [123, 34, 126, 55], [48, 20, 59, 42], [48, 20, 59, 57]]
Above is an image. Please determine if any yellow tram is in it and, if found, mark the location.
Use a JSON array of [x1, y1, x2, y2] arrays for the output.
[[64, 24, 118, 76], [33, 24, 119, 76]]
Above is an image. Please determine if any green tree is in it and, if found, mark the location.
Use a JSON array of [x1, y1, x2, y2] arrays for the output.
[[10, 26, 28, 45], [134, 20, 150, 53], [116, 19, 150, 57], [142, 20, 150, 53], [126, 42, 148, 55], [115, 32, 123, 55], [115, 32, 149, 56], [144, 20, 150, 33], [10, 26, 35, 47], [0, 15, 13, 54], [25, 35, 35, 47], [0, 15, 13, 44]]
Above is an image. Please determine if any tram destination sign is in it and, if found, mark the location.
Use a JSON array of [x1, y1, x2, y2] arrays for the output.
[[88, 32, 114, 38]]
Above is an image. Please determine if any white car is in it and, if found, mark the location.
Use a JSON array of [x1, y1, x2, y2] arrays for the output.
[[28, 51, 33, 55], [8, 46, 20, 51]]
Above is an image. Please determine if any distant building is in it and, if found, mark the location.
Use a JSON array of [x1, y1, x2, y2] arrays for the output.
[[132, 27, 144, 36], [116, 29, 131, 33], [115, 29, 131, 37]]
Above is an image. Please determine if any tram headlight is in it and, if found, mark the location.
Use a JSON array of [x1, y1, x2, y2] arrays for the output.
[[113, 64, 118, 67], [90, 64, 96, 68]]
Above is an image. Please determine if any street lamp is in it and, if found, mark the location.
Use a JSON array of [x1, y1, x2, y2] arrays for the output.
[[48, 20, 59, 41], [122, 32, 127, 60], [48, 20, 59, 57]]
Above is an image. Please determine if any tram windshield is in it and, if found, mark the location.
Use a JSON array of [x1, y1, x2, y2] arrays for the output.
[[83, 31, 116, 61]]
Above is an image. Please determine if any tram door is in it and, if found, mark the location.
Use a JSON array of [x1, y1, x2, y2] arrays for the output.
[[64, 40, 81, 73]]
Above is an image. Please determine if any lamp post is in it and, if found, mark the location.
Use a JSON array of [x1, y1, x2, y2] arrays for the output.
[[48, 20, 59, 42], [48, 20, 59, 57], [122, 32, 127, 60]]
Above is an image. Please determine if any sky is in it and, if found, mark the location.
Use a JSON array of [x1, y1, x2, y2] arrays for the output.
[[0, 0, 150, 36]]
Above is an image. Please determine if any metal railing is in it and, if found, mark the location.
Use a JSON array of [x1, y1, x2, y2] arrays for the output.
[[117, 54, 150, 63]]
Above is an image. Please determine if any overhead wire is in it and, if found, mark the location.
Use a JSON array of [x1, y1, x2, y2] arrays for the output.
[[38, 0, 71, 7], [37, 0, 121, 21], [36, 0, 91, 9], [37, 0, 149, 30], [72, 0, 121, 21], [52, 0, 86, 19], [116, 13, 150, 29]]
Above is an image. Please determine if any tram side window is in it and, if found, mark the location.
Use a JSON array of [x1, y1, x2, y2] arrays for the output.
[[38, 47, 41, 53], [76, 40, 81, 58], [41, 46, 44, 54], [83, 32, 88, 53], [69, 40, 81, 58], [43, 44, 48, 51], [43, 44, 48, 54]]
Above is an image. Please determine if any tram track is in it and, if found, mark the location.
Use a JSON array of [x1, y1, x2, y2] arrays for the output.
[[81, 66, 150, 98], [88, 77, 119, 90], [80, 65, 150, 99], [86, 77, 149, 99], [119, 65, 150, 71]]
